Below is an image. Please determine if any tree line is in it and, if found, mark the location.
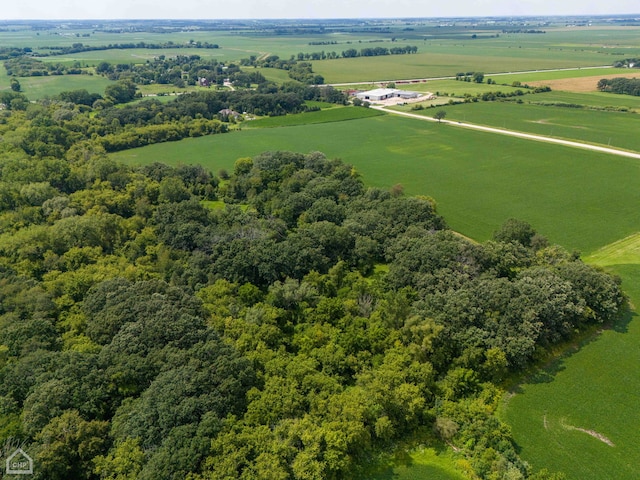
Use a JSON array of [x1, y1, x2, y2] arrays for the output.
[[0, 80, 347, 155], [597, 77, 640, 96]]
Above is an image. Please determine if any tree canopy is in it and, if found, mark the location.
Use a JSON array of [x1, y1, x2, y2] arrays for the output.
[[0, 88, 623, 479]]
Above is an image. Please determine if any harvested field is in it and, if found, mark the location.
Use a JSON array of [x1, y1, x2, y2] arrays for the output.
[[528, 73, 640, 92]]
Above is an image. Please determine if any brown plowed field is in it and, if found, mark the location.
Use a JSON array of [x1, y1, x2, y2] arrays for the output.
[[527, 73, 639, 92]]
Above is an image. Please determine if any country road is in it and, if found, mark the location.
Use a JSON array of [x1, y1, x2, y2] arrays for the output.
[[370, 105, 640, 160]]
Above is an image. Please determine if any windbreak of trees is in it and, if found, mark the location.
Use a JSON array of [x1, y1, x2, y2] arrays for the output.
[[597, 77, 640, 96], [40, 40, 219, 57]]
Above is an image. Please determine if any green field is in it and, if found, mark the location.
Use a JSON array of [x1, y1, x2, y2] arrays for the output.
[[0, 72, 114, 99], [532, 90, 640, 110], [313, 28, 640, 83], [400, 79, 527, 96], [314, 51, 607, 83], [244, 105, 384, 128], [5, 21, 640, 478], [393, 100, 640, 152], [501, 257, 640, 479], [111, 114, 640, 254], [489, 67, 626, 85]]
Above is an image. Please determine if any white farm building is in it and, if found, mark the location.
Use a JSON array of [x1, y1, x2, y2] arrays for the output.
[[354, 88, 421, 102]]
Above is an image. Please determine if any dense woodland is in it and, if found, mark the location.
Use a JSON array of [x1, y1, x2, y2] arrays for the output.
[[0, 87, 625, 479], [0, 47, 627, 478]]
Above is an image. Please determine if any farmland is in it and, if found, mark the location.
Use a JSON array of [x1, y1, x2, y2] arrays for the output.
[[392, 100, 640, 152], [501, 236, 640, 479], [2, 72, 113, 99], [501, 260, 640, 479], [110, 113, 640, 255], [3, 17, 640, 480]]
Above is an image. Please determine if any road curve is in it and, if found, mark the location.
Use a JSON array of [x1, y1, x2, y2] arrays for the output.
[[370, 105, 640, 160]]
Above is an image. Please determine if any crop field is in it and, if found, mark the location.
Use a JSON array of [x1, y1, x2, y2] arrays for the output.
[[489, 67, 626, 85], [531, 90, 640, 110], [526, 73, 640, 93], [394, 101, 640, 152], [314, 51, 607, 84], [111, 113, 640, 254], [501, 260, 640, 480], [243, 105, 384, 128], [400, 79, 528, 96]]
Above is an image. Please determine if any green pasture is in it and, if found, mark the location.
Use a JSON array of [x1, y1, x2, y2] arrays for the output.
[[257, 67, 292, 84], [243, 105, 383, 128], [394, 100, 640, 152], [501, 259, 640, 480], [111, 114, 640, 254], [1, 73, 113, 99], [136, 84, 197, 96]]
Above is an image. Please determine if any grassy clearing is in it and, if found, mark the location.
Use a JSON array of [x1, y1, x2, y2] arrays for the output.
[[394, 100, 640, 152], [243, 106, 383, 128], [369, 447, 470, 480], [136, 84, 196, 96], [111, 114, 640, 254]]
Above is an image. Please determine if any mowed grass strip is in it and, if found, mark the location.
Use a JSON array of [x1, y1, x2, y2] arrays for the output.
[[244, 106, 384, 128], [585, 233, 640, 267], [111, 114, 640, 254]]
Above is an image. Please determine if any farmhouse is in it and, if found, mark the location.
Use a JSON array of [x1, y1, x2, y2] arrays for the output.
[[355, 88, 421, 102]]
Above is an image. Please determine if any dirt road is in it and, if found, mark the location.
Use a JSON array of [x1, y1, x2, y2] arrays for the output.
[[370, 105, 640, 160]]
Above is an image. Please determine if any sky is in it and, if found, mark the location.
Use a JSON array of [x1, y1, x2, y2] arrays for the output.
[[1, 0, 639, 20]]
